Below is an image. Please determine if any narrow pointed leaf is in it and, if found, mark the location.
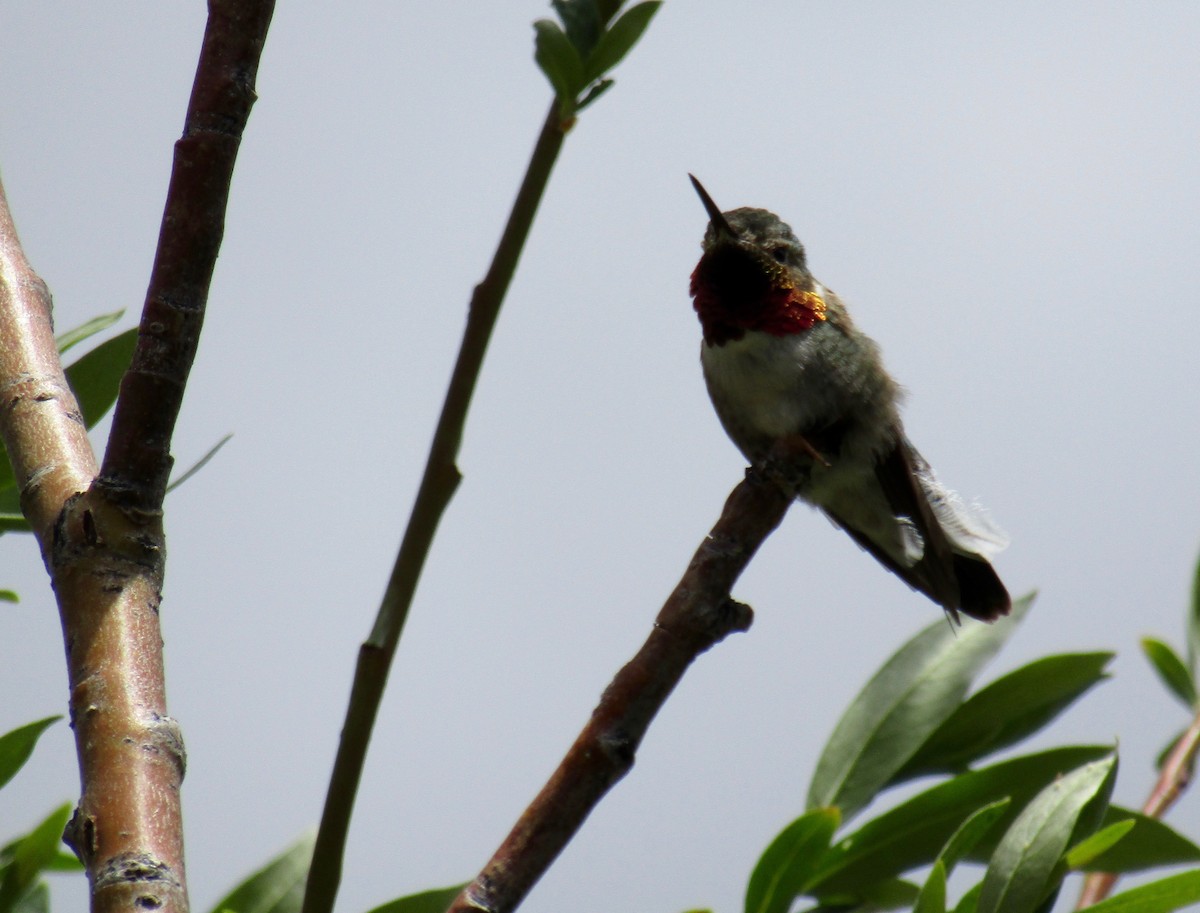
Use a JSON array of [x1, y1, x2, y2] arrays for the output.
[[937, 799, 1011, 877], [1081, 870, 1200, 913], [1065, 819, 1136, 869], [1141, 637, 1197, 709], [55, 310, 124, 354], [0, 514, 29, 535], [582, 1, 661, 84], [0, 591, 17, 603], [575, 77, 614, 112], [206, 832, 313, 913], [64, 328, 137, 428], [533, 19, 585, 107], [808, 745, 1112, 896], [800, 879, 919, 912], [7, 881, 48, 913], [914, 861, 947, 913], [0, 447, 14, 494], [745, 808, 839, 913], [364, 885, 468, 913], [166, 434, 233, 494], [895, 651, 1112, 782], [550, 0, 601, 57], [808, 596, 1030, 820], [0, 803, 73, 910], [976, 754, 1116, 913], [1080, 806, 1200, 872], [1188, 550, 1200, 677], [0, 718, 60, 792]]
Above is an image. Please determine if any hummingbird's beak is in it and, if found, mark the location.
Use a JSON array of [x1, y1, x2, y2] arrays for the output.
[[689, 174, 736, 240]]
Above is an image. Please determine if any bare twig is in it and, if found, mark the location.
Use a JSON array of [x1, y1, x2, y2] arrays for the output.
[[1076, 708, 1200, 908], [303, 5, 651, 909], [99, 0, 274, 508], [2, 2, 273, 911], [447, 471, 792, 913], [301, 98, 569, 913]]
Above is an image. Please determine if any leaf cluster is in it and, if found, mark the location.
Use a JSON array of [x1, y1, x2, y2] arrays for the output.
[[740, 590, 1200, 913], [0, 718, 81, 913], [533, 0, 660, 122]]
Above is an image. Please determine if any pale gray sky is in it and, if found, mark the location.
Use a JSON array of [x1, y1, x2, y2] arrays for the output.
[[2, 4, 1199, 913]]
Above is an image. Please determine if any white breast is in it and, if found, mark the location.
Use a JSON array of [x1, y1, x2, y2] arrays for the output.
[[700, 326, 834, 440]]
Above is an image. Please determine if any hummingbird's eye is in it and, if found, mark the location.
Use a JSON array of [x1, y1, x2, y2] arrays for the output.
[[771, 246, 789, 263]]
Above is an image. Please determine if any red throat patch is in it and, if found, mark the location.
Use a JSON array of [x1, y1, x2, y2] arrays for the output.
[[691, 258, 827, 346]]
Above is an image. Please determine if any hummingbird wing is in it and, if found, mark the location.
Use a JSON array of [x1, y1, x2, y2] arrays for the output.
[[824, 438, 1011, 623]]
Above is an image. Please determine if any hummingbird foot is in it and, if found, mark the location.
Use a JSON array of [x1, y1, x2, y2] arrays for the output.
[[752, 433, 831, 495]]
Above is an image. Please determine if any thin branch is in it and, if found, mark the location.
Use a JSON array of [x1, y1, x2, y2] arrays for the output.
[[447, 471, 792, 913], [303, 5, 647, 908], [98, 0, 274, 510], [301, 98, 569, 913], [1076, 708, 1200, 908]]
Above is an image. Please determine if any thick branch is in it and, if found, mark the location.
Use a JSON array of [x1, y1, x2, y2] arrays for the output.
[[0, 177, 98, 535], [0, 3, 273, 913], [447, 471, 792, 913]]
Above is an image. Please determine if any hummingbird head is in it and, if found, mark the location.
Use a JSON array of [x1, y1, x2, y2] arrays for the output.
[[688, 175, 826, 347]]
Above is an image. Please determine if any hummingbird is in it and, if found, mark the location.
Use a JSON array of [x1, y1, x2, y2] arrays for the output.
[[687, 175, 1010, 622]]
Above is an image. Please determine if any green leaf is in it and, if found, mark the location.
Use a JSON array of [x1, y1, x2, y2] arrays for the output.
[[0, 803, 73, 912], [976, 754, 1116, 913], [1065, 819, 1136, 869], [807, 745, 1113, 897], [1140, 637, 1197, 709], [55, 311, 125, 354], [582, 1, 661, 84], [207, 832, 314, 913], [574, 77, 614, 112], [0, 718, 60, 792], [1188, 549, 1200, 678], [166, 434, 233, 494], [914, 860, 946, 913], [64, 328, 137, 428], [364, 884, 468, 913], [41, 851, 83, 873], [745, 808, 839, 913], [895, 651, 1112, 782], [808, 596, 1031, 820], [1154, 729, 1188, 771], [0, 513, 29, 536], [1081, 870, 1200, 913], [550, 0, 601, 57], [533, 19, 585, 110], [0, 591, 17, 603], [6, 881, 48, 913], [937, 799, 1011, 877], [1081, 806, 1200, 872], [800, 879, 919, 912]]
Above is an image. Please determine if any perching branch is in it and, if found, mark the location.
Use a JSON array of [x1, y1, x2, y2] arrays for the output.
[[447, 471, 792, 913], [1076, 708, 1200, 908], [1, 3, 273, 912]]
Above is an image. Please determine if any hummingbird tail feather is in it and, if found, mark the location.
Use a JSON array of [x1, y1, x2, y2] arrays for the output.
[[826, 439, 1011, 623]]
